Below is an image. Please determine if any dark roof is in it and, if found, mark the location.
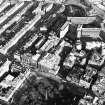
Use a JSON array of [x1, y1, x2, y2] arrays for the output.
[[99, 30, 105, 42]]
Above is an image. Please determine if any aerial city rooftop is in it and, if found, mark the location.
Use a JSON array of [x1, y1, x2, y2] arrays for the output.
[[0, 0, 105, 105]]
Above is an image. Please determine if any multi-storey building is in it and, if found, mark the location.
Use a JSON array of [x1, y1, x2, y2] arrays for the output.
[[38, 52, 60, 75]]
